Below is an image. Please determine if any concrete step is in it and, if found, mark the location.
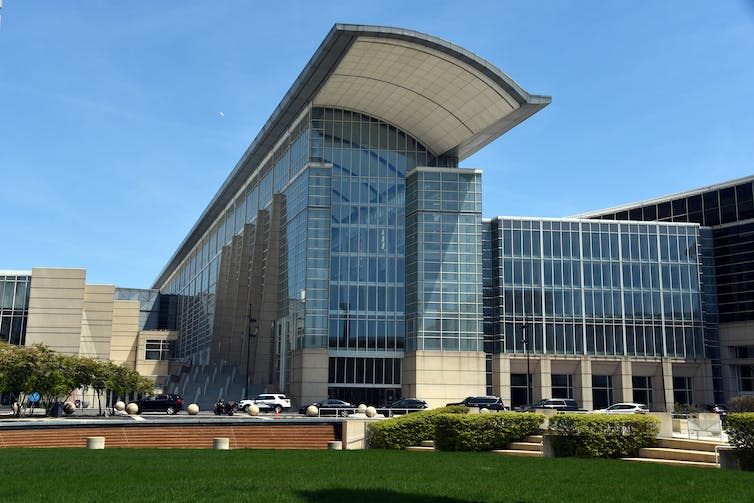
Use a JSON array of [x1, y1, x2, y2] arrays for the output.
[[639, 447, 716, 463], [622, 457, 718, 469], [492, 449, 543, 458], [406, 446, 435, 452], [420, 440, 435, 448], [655, 438, 725, 452], [507, 442, 542, 451]]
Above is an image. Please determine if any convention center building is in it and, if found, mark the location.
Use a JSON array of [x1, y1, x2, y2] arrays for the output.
[[3, 25, 751, 411]]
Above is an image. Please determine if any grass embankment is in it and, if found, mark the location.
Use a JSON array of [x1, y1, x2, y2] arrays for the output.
[[2, 448, 752, 502]]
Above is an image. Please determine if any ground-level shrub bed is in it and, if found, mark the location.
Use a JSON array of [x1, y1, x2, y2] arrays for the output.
[[435, 412, 544, 451], [1, 448, 753, 502], [367, 405, 468, 449], [548, 413, 659, 458]]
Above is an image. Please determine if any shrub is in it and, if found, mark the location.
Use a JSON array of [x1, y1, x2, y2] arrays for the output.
[[729, 396, 754, 412], [434, 412, 544, 451], [367, 406, 468, 449], [548, 414, 659, 458], [725, 412, 754, 470]]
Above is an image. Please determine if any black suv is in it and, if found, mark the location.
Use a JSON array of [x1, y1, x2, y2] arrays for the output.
[[130, 394, 183, 414], [446, 396, 506, 411]]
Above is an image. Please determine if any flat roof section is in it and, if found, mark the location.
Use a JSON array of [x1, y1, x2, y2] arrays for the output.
[[152, 24, 550, 289], [575, 174, 754, 219]]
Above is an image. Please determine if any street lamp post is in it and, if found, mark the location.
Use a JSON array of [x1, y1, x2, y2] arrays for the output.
[[521, 319, 531, 406], [244, 305, 257, 399]]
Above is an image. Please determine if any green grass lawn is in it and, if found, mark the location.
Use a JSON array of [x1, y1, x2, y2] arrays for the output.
[[2, 448, 752, 502]]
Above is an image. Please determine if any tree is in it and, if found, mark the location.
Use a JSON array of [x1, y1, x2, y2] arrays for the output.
[[0, 342, 155, 416]]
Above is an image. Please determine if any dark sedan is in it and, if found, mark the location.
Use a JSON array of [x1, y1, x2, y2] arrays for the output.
[[446, 396, 506, 411], [387, 398, 428, 410], [299, 399, 354, 416]]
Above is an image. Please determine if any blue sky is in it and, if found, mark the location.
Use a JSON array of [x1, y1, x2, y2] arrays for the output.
[[1, 1, 753, 288]]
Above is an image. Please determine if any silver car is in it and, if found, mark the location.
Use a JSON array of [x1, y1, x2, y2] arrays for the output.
[[593, 402, 649, 414]]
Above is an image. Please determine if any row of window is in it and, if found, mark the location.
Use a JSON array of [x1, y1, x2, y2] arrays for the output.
[[494, 228, 699, 263], [596, 180, 754, 227]]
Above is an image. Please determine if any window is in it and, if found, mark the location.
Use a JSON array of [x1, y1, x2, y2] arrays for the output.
[[739, 365, 754, 393], [673, 376, 693, 406], [510, 373, 531, 408], [551, 374, 574, 399], [145, 339, 175, 360], [632, 376, 653, 407], [592, 375, 613, 409]]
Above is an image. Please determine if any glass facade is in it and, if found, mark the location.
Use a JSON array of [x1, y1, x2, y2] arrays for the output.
[[405, 168, 483, 352], [592, 177, 754, 323], [483, 218, 706, 359], [0, 273, 30, 346], [157, 105, 458, 401]]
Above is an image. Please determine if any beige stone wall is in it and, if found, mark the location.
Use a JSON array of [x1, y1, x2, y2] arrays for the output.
[[290, 348, 328, 406], [110, 299, 140, 368], [78, 284, 115, 360], [25, 268, 86, 355], [403, 351, 486, 409], [135, 330, 178, 386]]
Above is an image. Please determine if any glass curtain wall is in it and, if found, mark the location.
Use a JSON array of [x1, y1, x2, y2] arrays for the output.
[[405, 168, 483, 352], [159, 111, 310, 364], [316, 107, 443, 402], [0, 273, 30, 346], [0, 273, 30, 406], [483, 218, 705, 359]]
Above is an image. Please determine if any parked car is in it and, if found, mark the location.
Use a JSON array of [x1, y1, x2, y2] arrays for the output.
[[387, 398, 428, 410], [592, 402, 648, 414], [239, 393, 291, 413], [525, 398, 580, 412], [129, 394, 183, 414], [298, 399, 353, 416], [446, 396, 506, 411]]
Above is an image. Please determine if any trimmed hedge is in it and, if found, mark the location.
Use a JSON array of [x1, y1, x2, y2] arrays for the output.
[[434, 412, 544, 451], [366, 406, 468, 449], [725, 412, 754, 470], [548, 414, 660, 458]]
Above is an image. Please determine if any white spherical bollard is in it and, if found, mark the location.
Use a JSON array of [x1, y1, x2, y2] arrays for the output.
[[115, 401, 126, 412], [247, 404, 260, 416], [365, 406, 377, 418], [63, 401, 76, 415], [126, 403, 139, 415], [306, 405, 319, 417], [480, 407, 490, 414], [357, 403, 367, 414], [187, 403, 200, 415]]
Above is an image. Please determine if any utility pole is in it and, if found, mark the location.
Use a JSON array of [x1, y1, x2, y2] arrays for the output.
[[244, 305, 257, 399], [521, 319, 531, 405]]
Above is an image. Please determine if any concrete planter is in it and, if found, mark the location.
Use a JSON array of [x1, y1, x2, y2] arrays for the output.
[[718, 447, 754, 471]]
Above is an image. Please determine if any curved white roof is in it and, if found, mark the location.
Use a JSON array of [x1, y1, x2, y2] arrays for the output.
[[153, 24, 550, 288]]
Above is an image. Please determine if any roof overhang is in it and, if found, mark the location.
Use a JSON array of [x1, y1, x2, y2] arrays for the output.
[[152, 24, 550, 289]]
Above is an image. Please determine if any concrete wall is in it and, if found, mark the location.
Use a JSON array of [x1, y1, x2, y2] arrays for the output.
[[25, 267, 86, 354], [290, 348, 329, 405], [135, 330, 178, 387], [402, 351, 486, 409], [110, 299, 140, 367], [78, 284, 115, 360]]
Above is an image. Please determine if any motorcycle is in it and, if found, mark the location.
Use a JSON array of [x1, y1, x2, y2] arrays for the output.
[[213, 399, 237, 416]]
